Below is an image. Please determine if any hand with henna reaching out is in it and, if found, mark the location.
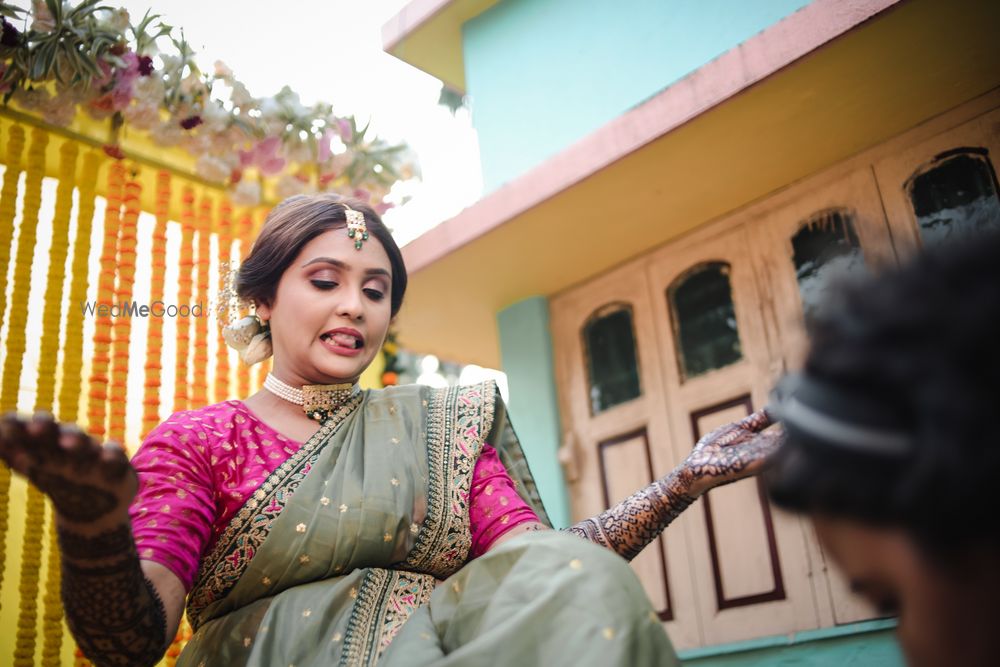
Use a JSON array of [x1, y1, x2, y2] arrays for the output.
[[682, 409, 783, 497], [0, 412, 136, 530], [497, 409, 783, 563], [0, 412, 184, 667]]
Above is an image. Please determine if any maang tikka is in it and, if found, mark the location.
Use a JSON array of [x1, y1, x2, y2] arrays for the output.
[[344, 205, 369, 250]]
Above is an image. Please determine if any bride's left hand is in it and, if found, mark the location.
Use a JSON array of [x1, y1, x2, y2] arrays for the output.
[[681, 409, 783, 497]]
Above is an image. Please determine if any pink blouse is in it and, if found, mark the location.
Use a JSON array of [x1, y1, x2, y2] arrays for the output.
[[129, 400, 539, 590]]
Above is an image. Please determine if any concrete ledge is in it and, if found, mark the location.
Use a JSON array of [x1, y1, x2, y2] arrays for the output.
[[680, 619, 902, 666]]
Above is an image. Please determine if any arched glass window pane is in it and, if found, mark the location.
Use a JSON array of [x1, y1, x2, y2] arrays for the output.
[[907, 149, 1000, 246], [583, 304, 641, 414], [791, 208, 864, 322], [668, 263, 742, 380]]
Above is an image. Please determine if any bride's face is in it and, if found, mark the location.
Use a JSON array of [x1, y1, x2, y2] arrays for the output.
[[256, 227, 394, 385]]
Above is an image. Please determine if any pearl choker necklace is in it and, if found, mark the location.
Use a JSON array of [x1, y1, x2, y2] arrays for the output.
[[264, 373, 360, 422]]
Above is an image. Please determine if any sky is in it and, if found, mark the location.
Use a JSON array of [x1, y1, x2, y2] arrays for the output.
[[113, 0, 484, 245]]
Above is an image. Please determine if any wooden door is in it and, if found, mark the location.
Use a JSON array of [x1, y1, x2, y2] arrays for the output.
[[644, 223, 821, 645], [550, 260, 703, 649], [749, 167, 897, 626]]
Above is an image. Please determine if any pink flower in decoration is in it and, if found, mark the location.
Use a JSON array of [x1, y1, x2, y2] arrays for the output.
[[337, 118, 353, 142], [317, 128, 336, 163], [374, 202, 394, 216], [353, 188, 370, 202], [240, 136, 286, 176], [92, 59, 115, 90]]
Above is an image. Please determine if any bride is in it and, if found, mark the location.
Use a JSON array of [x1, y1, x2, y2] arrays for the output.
[[0, 194, 780, 667]]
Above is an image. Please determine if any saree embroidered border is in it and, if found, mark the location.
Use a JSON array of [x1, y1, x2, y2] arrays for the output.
[[186, 394, 363, 628], [402, 381, 493, 578], [340, 568, 436, 667], [340, 381, 496, 666]]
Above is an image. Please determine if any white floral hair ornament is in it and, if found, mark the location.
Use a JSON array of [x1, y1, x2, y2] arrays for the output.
[[217, 261, 273, 365]]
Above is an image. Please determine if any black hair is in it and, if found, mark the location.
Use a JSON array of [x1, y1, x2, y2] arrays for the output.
[[766, 229, 1000, 556]]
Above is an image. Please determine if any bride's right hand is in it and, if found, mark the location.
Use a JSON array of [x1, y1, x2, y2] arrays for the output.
[[0, 412, 137, 531]]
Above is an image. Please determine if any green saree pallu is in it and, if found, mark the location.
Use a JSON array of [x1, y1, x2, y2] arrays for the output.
[[178, 381, 679, 666]]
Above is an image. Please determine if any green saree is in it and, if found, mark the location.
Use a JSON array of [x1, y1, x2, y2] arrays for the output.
[[177, 381, 678, 666]]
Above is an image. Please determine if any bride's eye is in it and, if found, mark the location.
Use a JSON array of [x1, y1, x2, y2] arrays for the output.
[[364, 288, 385, 301], [311, 280, 338, 290]]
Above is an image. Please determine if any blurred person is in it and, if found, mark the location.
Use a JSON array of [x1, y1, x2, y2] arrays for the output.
[[0, 194, 780, 667], [767, 231, 1000, 667]]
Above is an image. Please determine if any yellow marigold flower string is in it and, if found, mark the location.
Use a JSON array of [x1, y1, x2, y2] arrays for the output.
[[11, 126, 50, 666], [86, 160, 126, 439], [236, 210, 254, 398], [107, 165, 141, 446], [191, 194, 213, 407], [164, 614, 193, 666], [142, 171, 171, 436], [58, 151, 102, 667], [0, 124, 26, 334], [214, 199, 234, 403], [174, 185, 196, 411], [0, 123, 26, 613], [59, 150, 102, 426], [31, 139, 79, 667]]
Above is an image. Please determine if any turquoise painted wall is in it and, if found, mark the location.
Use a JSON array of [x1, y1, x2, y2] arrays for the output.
[[463, 0, 813, 190], [496, 296, 570, 527], [680, 621, 904, 667]]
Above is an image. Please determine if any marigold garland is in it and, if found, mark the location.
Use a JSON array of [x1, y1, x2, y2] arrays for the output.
[[174, 185, 196, 411], [191, 194, 213, 407], [164, 615, 193, 667], [0, 122, 26, 614], [214, 200, 234, 403], [0, 124, 26, 335], [235, 210, 254, 399], [86, 160, 126, 438], [108, 166, 142, 446], [40, 511, 62, 667], [0, 125, 29, 410], [60, 150, 104, 426], [31, 139, 79, 667], [12, 126, 50, 667], [142, 171, 171, 435], [36, 140, 79, 409]]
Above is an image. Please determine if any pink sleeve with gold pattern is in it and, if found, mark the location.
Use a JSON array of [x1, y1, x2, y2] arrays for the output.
[[468, 444, 540, 558], [128, 414, 216, 591]]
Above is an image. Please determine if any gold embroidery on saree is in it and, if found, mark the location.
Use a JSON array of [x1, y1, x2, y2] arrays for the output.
[[402, 381, 492, 579], [186, 394, 363, 629], [340, 568, 435, 667]]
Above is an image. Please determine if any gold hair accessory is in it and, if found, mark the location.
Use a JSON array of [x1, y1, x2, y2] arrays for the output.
[[344, 205, 369, 250], [263, 373, 360, 422]]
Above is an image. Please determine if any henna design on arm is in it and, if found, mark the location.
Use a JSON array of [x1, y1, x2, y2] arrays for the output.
[[32, 470, 119, 523], [563, 410, 780, 561], [1, 413, 165, 665], [58, 524, 169, 667], [563, 472, 694, 561]]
